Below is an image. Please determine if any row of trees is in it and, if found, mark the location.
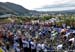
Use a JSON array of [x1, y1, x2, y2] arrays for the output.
[[0, 15, 75, 27], [13, 16, 75, 27]]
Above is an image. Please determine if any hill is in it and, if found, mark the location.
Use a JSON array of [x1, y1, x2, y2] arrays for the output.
[[0, 2, 30, 16]]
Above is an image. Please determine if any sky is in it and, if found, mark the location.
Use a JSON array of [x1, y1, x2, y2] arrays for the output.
[[0, 0, 75, 10]]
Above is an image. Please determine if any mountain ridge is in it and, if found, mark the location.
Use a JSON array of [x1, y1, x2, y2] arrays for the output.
[[0, 2, 31, 15], [0, 2, 75, 16]]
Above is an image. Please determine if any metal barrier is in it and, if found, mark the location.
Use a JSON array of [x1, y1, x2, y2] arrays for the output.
[[36, 50, 75, 52], [44, 50, 75, 52]]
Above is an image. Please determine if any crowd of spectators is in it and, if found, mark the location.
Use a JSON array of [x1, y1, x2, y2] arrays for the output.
[[0, 22, 75, 52]]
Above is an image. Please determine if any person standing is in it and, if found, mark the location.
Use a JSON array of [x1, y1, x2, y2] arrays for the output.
[[22, 39, 29, 52], [30, 39, 37, 52]]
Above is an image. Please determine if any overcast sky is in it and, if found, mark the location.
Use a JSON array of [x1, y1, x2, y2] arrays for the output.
[[0, 0, 74, 10]]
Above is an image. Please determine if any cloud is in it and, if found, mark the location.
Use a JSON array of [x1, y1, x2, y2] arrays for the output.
[[0, 0, 75, 10], [35, 0, 75, 11]]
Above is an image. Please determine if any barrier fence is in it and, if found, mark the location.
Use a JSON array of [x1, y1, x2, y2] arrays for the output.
[[36, 50, 75, 52], [46, 50, 74, 52]]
